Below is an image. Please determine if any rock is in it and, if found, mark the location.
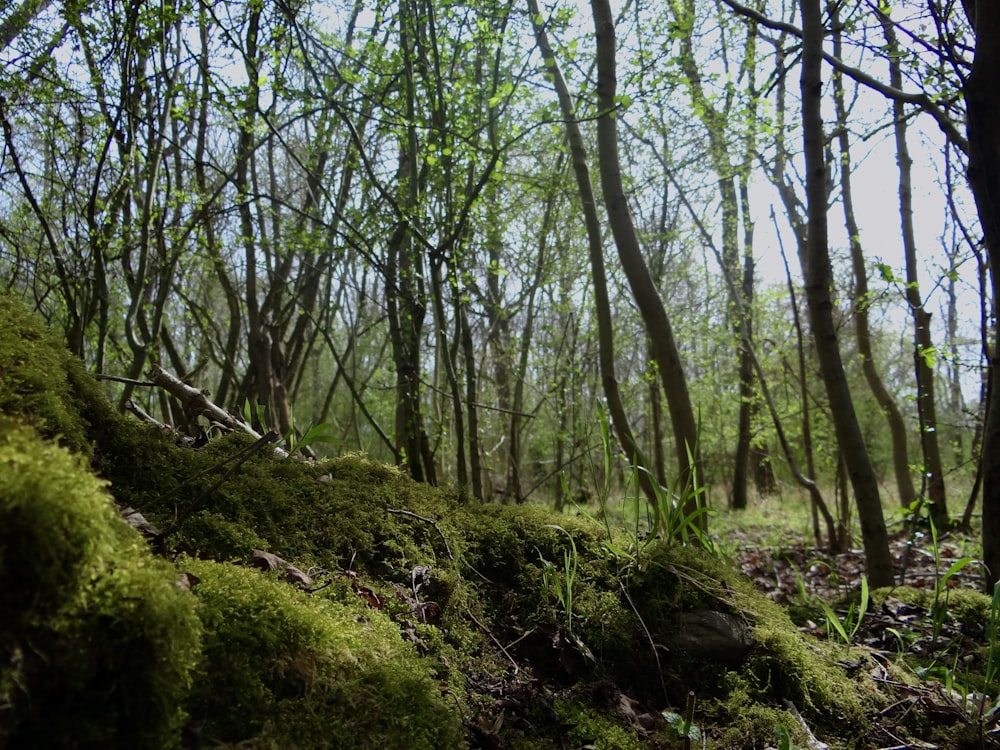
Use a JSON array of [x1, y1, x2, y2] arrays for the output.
[[674, 609, 755, 666]]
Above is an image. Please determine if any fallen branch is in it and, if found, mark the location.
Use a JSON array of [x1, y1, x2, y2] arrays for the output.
[[124, 398, 166, 429], [148, 364, 256, 437]]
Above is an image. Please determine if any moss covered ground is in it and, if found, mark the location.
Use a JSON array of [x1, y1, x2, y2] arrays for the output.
[[1, 295, 996, 749]]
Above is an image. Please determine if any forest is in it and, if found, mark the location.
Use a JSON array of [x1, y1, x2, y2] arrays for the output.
[[2, 0, 1000, 746]]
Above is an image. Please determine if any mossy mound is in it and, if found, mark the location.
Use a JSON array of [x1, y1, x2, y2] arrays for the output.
[[182, 557, 461, 749], [0, 297, 115, 456], [0, 419, 202, 749]]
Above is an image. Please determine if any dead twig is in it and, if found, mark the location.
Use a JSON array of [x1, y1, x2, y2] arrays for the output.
[[160, 430, 280, 540], [467, 607, 519, 676], [124, 399, 166, 428], [386, 507, 454, 560]]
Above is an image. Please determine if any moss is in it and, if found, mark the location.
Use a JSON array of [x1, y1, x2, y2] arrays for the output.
[[709, 676, 815, 750], [746, 620, 866, 729], [872, 585, 993, 628], [554, 699, 642, 750], [183, 557, 463, 749], [0, 420, 201, 749], [0, 296, 103, 455]]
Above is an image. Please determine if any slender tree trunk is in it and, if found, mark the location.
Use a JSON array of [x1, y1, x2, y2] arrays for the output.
[[962, 2, 1000, 590], [800, 0, 892, 586], [669, 0, 761, 509], [831, 9, 916, 509], [526, 0, 658, 508], [591, 0, 703, 513], [876, 10, 947, 525], [459, 301, 482, 498]]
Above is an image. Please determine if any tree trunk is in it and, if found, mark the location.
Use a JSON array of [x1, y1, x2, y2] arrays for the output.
[[591, 0, 703, 514], [526, 0, 659, 510], [962, 2, 1000, 590], [832, 8, 916, 510], [800, 0, 892, 586], [876, 11, 947, 526]]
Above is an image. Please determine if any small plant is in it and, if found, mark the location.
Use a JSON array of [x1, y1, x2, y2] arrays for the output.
[[927, 516, 975, 646], [818, 575, 869, 646], [242, 398, 339, 458], [637, 439, 714, 553], [767, 724, 804, 750], [662, 710, 701, 744], [663, 692, 701, 750], [537, 525, 579, 634], [284, 419, 339, 457]]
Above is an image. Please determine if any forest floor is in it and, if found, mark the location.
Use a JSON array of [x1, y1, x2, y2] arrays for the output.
[[724, 513, 999, 748], [728, 518, 985, 604]]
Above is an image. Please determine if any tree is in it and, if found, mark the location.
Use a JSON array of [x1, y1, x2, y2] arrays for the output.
[[830, 7, 916, 511], [799, 0, 892, 587], [666, 0, 762, 509], [962, 2, 1000, 589], [591, 0, 703, 512], [526, 0, 658, 509], [876, 8, 948, 526]]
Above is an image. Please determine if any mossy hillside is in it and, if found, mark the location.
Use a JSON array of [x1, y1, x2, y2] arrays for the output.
[[182, 557, 462, 749], [0, 420, 202, 749], [76, 415, 878, 747], [0, 296, 115, 456]]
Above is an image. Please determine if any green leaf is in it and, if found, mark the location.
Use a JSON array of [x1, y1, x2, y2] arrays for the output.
[[917, 346, 937, 368], [876, 262, 899, 283]]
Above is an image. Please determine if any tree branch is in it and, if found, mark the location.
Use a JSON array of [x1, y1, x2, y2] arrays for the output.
[[719, 0, 969, 154]]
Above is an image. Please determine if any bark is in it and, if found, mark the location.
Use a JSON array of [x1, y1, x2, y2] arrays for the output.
[[526, 0, 659, 509], [962, 3, 1000, 590], [800, 0, 892, 586], [875, 11, 948, 526], [591, 0, 703, 512], [831, 10, 917, 510]]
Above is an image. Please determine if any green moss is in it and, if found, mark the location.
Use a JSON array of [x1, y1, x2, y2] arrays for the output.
[[710, 676, 815, 750], [873, 585, 993, 628], [554, 700, 642, 750], [0, 296, 101, 454], [746, 619, 866, 728], [183, 557, 463, 749], [0, 420, 201, 749]]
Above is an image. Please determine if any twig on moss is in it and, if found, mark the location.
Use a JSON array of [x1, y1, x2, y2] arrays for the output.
[[467, 607, 519, 676], [124, 399, 166, 428], [161, 430, 280, 540], [386, 507, 454, 560]]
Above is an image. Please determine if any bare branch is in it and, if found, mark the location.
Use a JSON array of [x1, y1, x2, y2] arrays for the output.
[[719, 0, 969, 154]]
